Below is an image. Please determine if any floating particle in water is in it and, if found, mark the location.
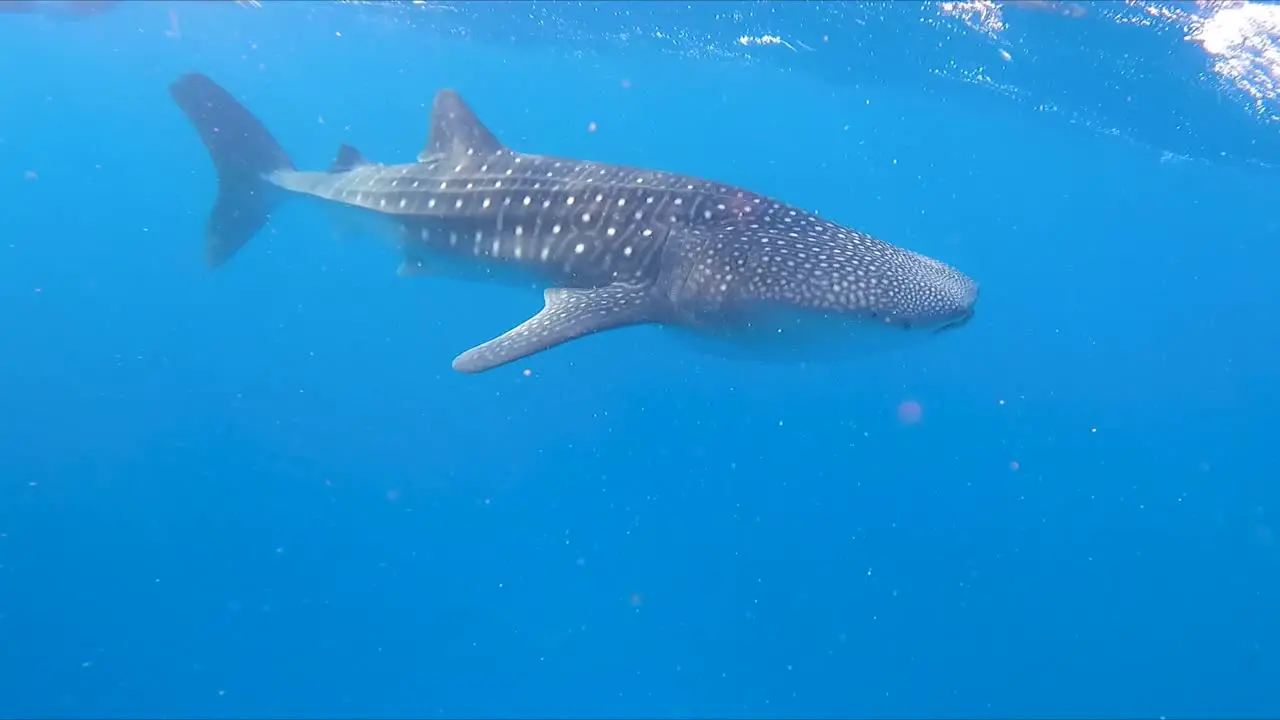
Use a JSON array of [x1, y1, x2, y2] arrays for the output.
[[1009, 460, 1020, 472], [620, 78, 631, 89], [386, 489, 400, 502], [586, 121, 598, 133], [896, 399, 922, 425], [628, 592, 644, 607], [522, 368, 532, 377], [23, 170, 37, 181]]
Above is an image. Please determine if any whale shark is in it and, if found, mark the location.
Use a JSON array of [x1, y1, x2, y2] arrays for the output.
[[169, 72, 978, 373]]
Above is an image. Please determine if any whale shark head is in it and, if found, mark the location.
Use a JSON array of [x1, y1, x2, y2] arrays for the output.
[[657, 209, 979, 360], [866, 248, 979, 333]]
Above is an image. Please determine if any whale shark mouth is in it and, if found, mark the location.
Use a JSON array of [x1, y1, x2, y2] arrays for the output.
[[934, 307, 975, 333]]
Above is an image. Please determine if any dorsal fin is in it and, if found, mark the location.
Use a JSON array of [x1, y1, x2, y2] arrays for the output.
[[420, 89, 503, 162], [328, 143, 369, 173]]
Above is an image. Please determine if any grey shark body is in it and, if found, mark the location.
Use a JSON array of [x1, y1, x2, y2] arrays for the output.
[[170, 72, 978, 373]]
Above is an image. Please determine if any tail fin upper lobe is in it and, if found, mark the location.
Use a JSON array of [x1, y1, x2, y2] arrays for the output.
[[169, 72, 294, 267]]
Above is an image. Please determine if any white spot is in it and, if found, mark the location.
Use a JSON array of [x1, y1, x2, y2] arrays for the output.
[[355, 192, 365, 203], [703, 210, 713, 220], [623, 246, 633, 257], [552, 224, 562, 234], [618, 198, 627, 207], [454, 164, 463, 172], [606, 227, 616, 237], [582, 213, 592, 222], [674, 198, 683, 205], [449, 231, 458, 246], [574, 243, 586, 254], [428, 199, 436, 209], [515, 225, 524, 236], [642, 229, 653, 237], [523, 196, 532, 206], [420, 228, 430, 240], [398, 198, 407, 209], [540, 246, 551, 260], [566, 196, 576, 206], [483, 198, 491, 209], [542, 199, 551, 208], [455, 199, 463, 208], [379, 198, 386, 208], [495, 181, 503, 188], [440, 182, 448, 190], [595, 194, 603, 203]]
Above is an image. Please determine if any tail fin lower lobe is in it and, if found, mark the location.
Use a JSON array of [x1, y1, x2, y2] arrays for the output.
[[169, 72, 294, 267]]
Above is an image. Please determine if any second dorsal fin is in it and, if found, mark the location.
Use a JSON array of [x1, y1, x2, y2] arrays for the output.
[[419, 89, 503, 162], [328, 143, 370, 173]]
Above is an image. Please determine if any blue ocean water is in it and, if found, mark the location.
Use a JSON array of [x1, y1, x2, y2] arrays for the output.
[[1, 0, 1277, 717]]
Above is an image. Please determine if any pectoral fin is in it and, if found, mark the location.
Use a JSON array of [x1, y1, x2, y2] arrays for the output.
[[452, 283, 659, 373]]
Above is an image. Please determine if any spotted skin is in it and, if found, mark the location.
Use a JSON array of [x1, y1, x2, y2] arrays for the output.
[[169, 72, 978, 373]]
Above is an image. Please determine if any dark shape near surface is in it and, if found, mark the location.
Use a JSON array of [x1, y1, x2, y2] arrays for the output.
[[0, 0, 120, 16], [169, 72, 979, 373]]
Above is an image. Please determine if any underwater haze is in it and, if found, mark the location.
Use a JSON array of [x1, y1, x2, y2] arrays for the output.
[[1, 0, 1277, 717]]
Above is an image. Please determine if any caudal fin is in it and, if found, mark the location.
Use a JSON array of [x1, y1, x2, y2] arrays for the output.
[[169, 72, 294, 267]]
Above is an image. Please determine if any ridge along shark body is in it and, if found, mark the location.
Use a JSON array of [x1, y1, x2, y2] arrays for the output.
[[169, 72, 979, 374]]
